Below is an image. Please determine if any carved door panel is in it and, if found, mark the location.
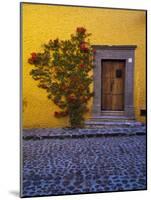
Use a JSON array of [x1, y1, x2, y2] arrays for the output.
[[101, 60, 125, 111]]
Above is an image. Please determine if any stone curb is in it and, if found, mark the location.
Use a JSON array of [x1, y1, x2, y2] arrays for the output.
[[22, 127, 146, 140]]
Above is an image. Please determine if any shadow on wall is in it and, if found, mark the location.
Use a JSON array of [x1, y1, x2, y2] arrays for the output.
[[23, 98, 28, 112]]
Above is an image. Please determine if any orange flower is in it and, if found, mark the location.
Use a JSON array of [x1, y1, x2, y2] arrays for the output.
[[80, 42, 89, 52], [54, 111, 59, 117], [79, 64, 85, 68], [76, 27, 86, 34], [67, 94, 77, 102], [93, 49, 96, 54], [31, 52, 36, 57], [31, 52, 37, 59]]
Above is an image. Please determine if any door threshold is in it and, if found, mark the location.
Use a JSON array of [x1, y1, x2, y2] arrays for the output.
[[101, 111, 125, 116]]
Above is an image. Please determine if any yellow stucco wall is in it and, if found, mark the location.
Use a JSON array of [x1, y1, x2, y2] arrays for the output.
[[22, 3, 146, 128]]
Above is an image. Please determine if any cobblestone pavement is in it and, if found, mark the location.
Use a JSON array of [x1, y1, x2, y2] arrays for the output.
[[22, 135, 146, 197]]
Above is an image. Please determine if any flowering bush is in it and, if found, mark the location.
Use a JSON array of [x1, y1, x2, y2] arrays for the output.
[[28, 27, 94, 128]]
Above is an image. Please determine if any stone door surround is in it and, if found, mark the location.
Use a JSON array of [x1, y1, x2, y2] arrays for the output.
[[92, 45, 137, 119]]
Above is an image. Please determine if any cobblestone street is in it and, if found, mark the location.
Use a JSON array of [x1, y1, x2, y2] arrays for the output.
[[22, 135, 146, 197]]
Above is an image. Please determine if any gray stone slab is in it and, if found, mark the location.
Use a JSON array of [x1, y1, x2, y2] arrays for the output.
[[22, 124, 146, 140]]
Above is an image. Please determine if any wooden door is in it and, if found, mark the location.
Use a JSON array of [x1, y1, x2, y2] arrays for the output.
[[101, 60, 125, 111]]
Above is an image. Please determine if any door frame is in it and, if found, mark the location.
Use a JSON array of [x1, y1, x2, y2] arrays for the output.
[[92, 45, 137, 119]]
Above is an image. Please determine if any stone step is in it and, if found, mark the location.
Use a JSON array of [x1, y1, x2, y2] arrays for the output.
[[23, 126, 146, 140], [88, 116, 135, 122], [100, 111, 125, 116], [85, 121, 144, 128]]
